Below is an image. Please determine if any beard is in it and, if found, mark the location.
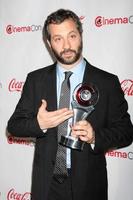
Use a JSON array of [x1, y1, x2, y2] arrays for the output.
[[51, 41, 83, 65]]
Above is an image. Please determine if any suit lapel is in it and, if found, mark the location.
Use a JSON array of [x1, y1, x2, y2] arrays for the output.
[[82, 60, 95, 85]]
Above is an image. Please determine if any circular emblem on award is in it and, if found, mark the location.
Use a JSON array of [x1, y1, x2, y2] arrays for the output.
[[73, 84, 99, 107], [60, 83, 99, 151]]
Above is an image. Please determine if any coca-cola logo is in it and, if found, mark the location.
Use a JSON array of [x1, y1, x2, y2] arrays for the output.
[[8, 78, 24, 92], [121, 79, 133, 96], [7, 135, 35, 147], [7, 189, 31, 200]]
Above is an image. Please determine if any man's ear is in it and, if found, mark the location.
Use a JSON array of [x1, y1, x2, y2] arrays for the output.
[[47, 40, 51, 48]]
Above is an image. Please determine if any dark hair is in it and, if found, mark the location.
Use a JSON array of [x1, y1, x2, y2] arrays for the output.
[[43, 9, 83, 41]]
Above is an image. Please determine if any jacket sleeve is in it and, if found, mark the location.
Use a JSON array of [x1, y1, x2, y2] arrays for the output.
[[7, 73, 44, 138], [94, 76, 133, 153]]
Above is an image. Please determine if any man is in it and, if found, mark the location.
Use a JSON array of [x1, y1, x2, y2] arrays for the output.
[[7, 9, 133, 200]]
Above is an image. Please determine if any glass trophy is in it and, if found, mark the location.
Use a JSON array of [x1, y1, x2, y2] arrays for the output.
[[60, 83, 99, 151]]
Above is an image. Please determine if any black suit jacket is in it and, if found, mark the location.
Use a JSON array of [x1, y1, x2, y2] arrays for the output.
[[8, 59, 133, 200]]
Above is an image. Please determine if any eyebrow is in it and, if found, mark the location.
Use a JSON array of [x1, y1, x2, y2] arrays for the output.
[[52, 30, 78, 38]]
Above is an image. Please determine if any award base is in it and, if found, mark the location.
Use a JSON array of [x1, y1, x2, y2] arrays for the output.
[[60, 135, 85, 151]]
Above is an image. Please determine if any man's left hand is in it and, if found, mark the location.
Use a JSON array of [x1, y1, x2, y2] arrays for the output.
[[71, 120, 95, 144]]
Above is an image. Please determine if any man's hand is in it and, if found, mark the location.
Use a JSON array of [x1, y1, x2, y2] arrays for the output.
[[37, 99, 73, 130], [71, 120, 95, 144]]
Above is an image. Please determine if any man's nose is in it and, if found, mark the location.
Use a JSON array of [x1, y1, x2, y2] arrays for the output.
[[63, 38, 71, 49]]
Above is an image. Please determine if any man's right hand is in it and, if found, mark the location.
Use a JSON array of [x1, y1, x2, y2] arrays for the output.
[[37, 99, 73, 130]]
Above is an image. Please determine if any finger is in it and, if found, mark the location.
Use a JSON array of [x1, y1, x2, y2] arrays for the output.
[[46, 108, 73, 118], [50, 110, 73, 125], [79, 135, 89, 142], [41, 99, 47, 107], [72, 124, 86, 132], [39, 99, 47, 112], [44, 113, 73, 129], [72, 129, 87, 136], [73, 121, 91, 131], [76, 120, 88, 126], [41, 99, 47, 110]]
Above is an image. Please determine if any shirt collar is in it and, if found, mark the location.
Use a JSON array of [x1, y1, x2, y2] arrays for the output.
[[56, 57, 86, 78]]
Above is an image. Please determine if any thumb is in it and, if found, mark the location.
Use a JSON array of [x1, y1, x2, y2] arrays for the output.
[[39, 99, 47, 112]]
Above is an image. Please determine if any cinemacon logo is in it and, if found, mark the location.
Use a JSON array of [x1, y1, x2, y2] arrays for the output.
[[106, 150, 133, 160], [6, 24, 42, 34], [7, 135, 35, 147], [7, 188, 31, 200], [95, 15, 133, 27]]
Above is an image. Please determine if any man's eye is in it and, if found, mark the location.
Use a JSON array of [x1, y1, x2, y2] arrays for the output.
[[70, 34, 76, 38], [54, 37, 61, 42]]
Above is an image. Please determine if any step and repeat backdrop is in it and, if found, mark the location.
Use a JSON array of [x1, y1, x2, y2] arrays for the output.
[[0, 0, 133, 199]]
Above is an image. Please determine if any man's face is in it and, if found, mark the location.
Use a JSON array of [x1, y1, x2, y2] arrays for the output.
[[48, 19, 82, 68]]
